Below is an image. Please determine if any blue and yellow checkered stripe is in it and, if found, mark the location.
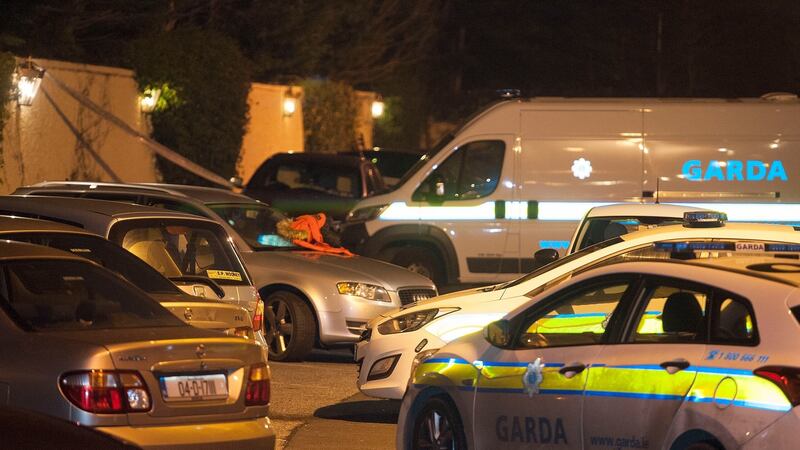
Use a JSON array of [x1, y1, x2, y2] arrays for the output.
[[413, 359, 791, 413]]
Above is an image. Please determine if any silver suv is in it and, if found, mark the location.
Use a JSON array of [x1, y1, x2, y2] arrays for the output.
[[14, 182, 438, 361]]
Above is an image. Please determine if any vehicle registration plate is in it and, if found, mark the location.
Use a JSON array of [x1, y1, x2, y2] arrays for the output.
[[161, 374, 228, 401]]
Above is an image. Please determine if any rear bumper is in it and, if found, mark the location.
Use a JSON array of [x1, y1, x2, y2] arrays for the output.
[[97, 416, 275, 450]]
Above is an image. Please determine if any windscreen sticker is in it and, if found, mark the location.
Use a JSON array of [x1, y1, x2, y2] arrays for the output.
[[735, 242, 765, 252], [206, 270, 242, 281], [69, 248, 92, 253]]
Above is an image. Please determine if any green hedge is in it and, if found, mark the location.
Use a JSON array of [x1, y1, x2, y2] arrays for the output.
[[129, 29, 250, 185], [301, 79, 357, 153]]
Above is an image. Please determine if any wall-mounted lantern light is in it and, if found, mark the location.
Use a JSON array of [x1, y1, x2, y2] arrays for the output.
[[139, 87, 161, 113], [15, 59, 45, 106], [283, 87, 300, 117], [371, 98, 385, 119]]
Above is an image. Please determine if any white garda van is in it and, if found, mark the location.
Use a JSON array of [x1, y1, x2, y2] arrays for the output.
[[342, 93, 800, 285]]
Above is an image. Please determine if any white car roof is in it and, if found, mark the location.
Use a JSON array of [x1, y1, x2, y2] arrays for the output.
[[584, 203, 711, 219]]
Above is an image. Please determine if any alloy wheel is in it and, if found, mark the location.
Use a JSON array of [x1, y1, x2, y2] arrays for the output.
[[265, 298, 294, 356], [415, 409, 456, 450]]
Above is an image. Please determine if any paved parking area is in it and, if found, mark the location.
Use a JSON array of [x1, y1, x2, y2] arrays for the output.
[[270, 349, 398, 449]]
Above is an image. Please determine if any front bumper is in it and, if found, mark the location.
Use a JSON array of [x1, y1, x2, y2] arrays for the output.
[[98, 416, 275, 450], [356, 330, 445, 400], [317, 293, 402, 345]]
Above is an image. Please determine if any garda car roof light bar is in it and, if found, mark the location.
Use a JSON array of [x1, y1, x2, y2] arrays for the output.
[[683, 211, 727, 228]]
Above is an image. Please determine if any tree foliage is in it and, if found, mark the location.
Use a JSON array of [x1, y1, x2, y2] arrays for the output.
[[129, 28, 250, 185], [301, 79, 358, 153]]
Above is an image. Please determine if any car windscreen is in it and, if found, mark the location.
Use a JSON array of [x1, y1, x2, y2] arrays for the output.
[[0, 259, 183, 331], [207, 202, 299, 251], [108, 219, 250, 286], [0, 232, 180, 295], [573, 216, 684, 251], [267, 161, 361, 198]]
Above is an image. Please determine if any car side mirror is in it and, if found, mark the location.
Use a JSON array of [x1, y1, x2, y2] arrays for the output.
[[229, 176, 244, 189], [533, 248, 559, 269], [485, 319, 512, 349]]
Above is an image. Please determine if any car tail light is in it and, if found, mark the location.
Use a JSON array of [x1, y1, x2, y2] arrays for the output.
[[252, 293, 264, 333], [754, 366, 800, 406], [245, 363, 270, 406], [60, 370, 151, 413]]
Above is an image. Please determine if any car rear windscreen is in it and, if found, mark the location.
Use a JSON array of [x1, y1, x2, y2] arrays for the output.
[[108, 219, 250, 286], [0, 259, 183, 331], [0, 232, 179, 295]]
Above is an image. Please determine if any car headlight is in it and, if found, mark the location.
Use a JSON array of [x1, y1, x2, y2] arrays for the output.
[[346, 204, 389, 222], [377, 308, 459, 335], [337, 282, 391, 302]]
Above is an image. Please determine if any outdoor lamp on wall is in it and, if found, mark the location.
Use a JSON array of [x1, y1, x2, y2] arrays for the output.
[[15, 59, 45, 106], [283, 88, 299, 117], [139, 87, 161, 113], [371, 98, 385, 119]]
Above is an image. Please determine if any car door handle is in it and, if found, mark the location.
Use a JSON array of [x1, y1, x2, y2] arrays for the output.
[[660, 359, 690, 374], [558, 363, 586, 379]]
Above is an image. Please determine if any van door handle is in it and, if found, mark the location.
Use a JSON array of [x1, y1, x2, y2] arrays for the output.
[[660, 359, 690, 374], [558, 363, 586, 379]]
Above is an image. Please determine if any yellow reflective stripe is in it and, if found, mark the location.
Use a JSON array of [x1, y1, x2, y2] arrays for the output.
[[688, 372, 791, 411], [413, 360, 792, 412], [586, 367, 695, 398]]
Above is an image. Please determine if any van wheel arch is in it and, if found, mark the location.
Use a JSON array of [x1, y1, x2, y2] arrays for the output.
[[365, 224, 459, 285]]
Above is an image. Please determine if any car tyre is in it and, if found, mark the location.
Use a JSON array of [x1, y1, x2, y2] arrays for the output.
[[411, 396, 466, 450], [389, 246, 445, 287], [264, 291, 315, 362]]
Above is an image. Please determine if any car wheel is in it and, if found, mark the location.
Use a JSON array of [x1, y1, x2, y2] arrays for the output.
[[389, 247, 445, 286], [264, 291, 315, 362], [411, 397, 466, 450]]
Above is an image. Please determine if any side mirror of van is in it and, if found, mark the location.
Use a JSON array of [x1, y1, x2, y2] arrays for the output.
[[485, 319, 512, 349], [533, 248, 559, 269]]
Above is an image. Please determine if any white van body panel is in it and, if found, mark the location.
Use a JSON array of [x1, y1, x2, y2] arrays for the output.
[[351, 97, 800, 284]]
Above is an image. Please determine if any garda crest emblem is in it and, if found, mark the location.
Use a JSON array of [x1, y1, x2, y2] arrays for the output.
[[523, 357, 544, 397]]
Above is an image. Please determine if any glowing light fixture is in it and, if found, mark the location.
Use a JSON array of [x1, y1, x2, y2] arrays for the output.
[[283, 87, 299, 117], [14, 59, 45, 106], [371, 99, 385, 118], [139, 87, 161, 113]]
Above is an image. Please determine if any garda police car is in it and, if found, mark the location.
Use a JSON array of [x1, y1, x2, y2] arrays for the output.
[[356, 213, 800, 400], [397, 253, 800, 449]]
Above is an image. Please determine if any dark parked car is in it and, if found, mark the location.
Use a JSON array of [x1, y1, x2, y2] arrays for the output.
[[243, 152, 385, 221], [339, 149, 422, 187]]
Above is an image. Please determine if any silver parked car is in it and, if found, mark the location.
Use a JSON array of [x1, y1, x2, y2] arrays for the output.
[[14, 182, 438, 361], [0, 240, 274, 449], [0, 196, 264, 341], [0, 214, 257, 339]]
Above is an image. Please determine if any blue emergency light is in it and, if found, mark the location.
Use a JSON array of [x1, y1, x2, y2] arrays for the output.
[[683, 211, 728, 228]]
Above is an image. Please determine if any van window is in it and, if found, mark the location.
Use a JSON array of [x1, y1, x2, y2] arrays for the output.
[[413, 140, 505, 202]]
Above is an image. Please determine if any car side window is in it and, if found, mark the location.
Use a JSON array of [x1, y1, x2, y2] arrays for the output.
[[630, 283, 709, 344], [710, 294, 757, 345], [412, 140, 505, 202], [517, 279, 632, 349]]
